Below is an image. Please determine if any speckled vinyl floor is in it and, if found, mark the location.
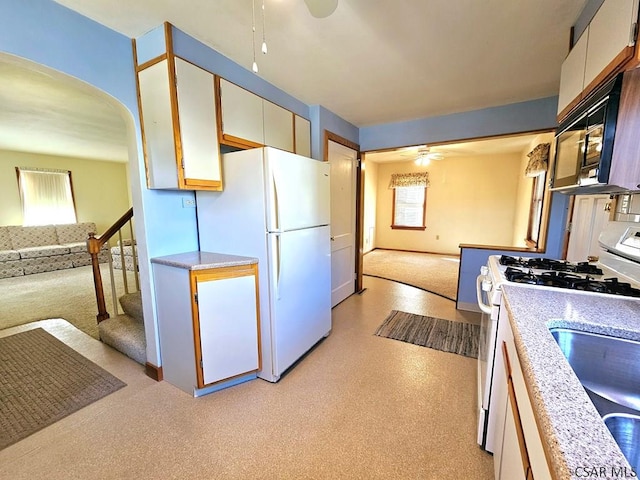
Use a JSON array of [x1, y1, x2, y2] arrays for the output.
[[0, 276, 494, 480]]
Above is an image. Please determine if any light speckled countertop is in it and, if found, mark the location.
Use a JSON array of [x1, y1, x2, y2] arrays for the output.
[[502, 284, 640, 480], [150, 251, 258, 270]]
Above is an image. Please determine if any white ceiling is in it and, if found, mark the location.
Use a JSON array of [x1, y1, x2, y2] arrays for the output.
[[365, 133, 544, 163], [0, 55, 129, 162], [0, 0, 586, 162]]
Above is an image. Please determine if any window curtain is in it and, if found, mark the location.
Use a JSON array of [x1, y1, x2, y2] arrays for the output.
[[388, 172, 430, 188], [18, 168, 77, 226], [524, 143, 550, 177]]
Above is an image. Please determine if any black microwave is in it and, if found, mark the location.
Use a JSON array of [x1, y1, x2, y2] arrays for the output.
[[552, 72, 623, 193]]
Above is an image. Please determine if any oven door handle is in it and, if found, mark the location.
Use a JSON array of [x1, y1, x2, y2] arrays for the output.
[[476, 275, 493, 314]]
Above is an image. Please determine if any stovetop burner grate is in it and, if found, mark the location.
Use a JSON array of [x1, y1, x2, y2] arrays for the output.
[[499, 255, 603, 275]]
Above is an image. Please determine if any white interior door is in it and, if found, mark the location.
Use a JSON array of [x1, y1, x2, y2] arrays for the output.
[[328, 140, 357, 307], [566, 194, 611, 262]]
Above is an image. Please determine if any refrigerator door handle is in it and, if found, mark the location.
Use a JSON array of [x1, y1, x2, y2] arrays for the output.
[[272, 232, 281, 299], [272, 175, 280, 231]]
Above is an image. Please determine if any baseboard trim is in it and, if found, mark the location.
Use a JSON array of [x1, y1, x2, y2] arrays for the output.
[[371, 247, 461, 258], [145, 362, 163, 381], [456, 301, 481, 313]]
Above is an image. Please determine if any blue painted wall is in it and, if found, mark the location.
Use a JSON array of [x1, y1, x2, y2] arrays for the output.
[[457, 192, 570, 310], [1, 0, 573, 357], [310, 105, 360, 159], [359, 96, 559, 152], [0, 0, 200, 365]]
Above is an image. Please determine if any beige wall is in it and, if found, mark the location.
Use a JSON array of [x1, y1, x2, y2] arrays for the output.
[[511, 132, 554, 247], [374, 153, 522, 255], [0, 150, 131, 233], [363, 158, 379, 253]]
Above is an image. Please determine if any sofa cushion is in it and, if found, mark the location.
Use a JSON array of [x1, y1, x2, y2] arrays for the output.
[[56, 222, 97, 244], [8, 225, 57, 249], [18, 245, 71, 259], [0, 266, 24, 279], [0, 249, 20, 261], [66, 242, 88, 254], [0, 226, 12, 250], [110, 245, 137, 256], [22, 256, 73, 275]]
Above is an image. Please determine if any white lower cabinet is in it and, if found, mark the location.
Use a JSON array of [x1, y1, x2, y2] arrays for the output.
[[494, 307, 552, 480], [152, 259, 260, 396]]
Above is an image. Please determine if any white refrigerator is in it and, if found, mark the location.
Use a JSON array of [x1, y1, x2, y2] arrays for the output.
[[195, 147, 331, 382]]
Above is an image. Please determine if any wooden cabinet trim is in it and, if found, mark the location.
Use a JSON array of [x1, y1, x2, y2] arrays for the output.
[[221, 133, 264, 150], [502, 342, 532, 478], [188, 264, 261, 389]]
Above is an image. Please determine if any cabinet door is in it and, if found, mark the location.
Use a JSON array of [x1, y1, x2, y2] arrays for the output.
[[138, 59, 179, 189], [557, 29, 588, 116], [584, 0, 637, 91], [294, 115, 311, 157], [498, 385, 529, 480], [264, 100, 294, 152], [196, 273, 259, 386], [219, 79, 264, 147], [175, 58, 222, 189]]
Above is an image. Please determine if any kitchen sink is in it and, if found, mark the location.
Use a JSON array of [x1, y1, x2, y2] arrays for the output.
[[549, 328, 640, 414], [603, 414, 640, 473], [550, 327, 640, 471]]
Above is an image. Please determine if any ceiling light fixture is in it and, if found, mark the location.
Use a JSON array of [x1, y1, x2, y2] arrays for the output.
[[415, 153, 430, 167], [304, 0, 339, 18], [251, 0, 267, 73], [251, 0, 258, 73], [414, 147, 444, 166]]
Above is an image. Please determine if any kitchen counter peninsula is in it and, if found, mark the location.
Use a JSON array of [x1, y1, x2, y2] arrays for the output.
[[151, 251, 260, 397], [501, 284, 640, 479]]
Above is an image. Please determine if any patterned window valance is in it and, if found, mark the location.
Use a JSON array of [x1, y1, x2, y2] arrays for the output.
[[525, 143, 550, 177], [388, 172, 430, 189]]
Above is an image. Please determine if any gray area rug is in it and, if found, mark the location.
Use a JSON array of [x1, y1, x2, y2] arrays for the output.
[[363, 250, 459, 301], [375, 310, 479, 358], [0, 328, 126, 450]]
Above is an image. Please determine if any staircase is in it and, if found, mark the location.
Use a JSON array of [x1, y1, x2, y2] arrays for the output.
[[98, 291, 146, 365], [86, 208, 146, 366]]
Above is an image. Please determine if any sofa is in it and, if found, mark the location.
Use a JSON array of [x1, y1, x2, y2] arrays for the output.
[[110, 239, 138, 272], [0, 222, 109, 279]]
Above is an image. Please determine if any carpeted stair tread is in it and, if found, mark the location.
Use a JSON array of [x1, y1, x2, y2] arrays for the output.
[[119, 291, 143, 322], [98, 314, 146, 365]]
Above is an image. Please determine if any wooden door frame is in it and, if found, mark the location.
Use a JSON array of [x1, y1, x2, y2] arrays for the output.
[[324, 131, 364, 294]]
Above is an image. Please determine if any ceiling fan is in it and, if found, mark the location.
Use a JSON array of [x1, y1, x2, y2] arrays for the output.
[[304, 0, 339, 18], [414, 147, 445, 165]]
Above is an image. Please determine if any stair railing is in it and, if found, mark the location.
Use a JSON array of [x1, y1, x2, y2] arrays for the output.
[[87, 207, 139, 322]]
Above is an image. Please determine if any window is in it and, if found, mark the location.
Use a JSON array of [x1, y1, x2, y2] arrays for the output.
[[16, 167, 77, 226], [392, 186, 427, 230], [388, 172, 429, 230], [526, 173, 546, 246]]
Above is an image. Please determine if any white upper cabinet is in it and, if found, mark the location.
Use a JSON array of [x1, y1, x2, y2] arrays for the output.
[[584, 0, 638, 90], [220, 78, 303, 154], [219, 78, 264, 147], [263, 99, 294, 152], [294, 115, 312, 157], [137, 57, 222, 191], [557, 0, 639, 119], [175, 58, 221, 187], [557, 29, 588, 116]]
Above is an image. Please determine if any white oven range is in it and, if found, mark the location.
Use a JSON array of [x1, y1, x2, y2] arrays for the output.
[[475, 221, 640, 453]]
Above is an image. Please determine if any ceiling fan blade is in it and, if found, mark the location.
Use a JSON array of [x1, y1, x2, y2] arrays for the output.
[[304, 0, 338, 18]]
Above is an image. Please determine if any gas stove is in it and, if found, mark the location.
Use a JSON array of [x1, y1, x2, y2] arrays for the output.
[[500, 259, 640, 297]]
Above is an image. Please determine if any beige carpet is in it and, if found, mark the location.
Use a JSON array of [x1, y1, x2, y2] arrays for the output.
[[363, 249, 459, 301], [0, 328, 126, 450], [0, 265, 138, 339]]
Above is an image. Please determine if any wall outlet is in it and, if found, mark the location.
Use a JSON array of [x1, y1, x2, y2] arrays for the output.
[[182, 197, 196, 208]]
